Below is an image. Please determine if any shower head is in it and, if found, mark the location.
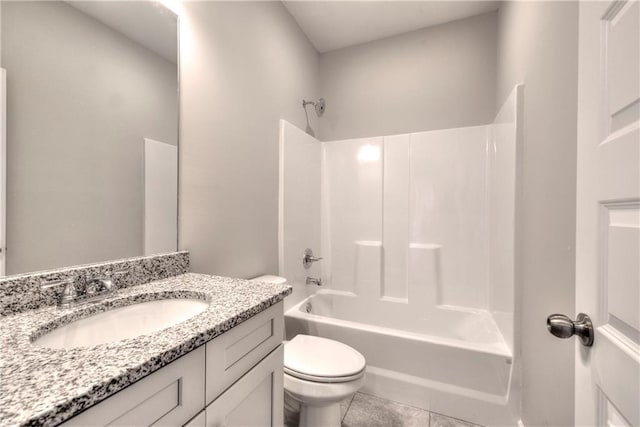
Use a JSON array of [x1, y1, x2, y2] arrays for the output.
[[302, 98, 325, 117]]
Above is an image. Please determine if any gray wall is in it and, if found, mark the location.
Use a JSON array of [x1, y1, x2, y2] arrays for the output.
[[318, 11, 497, 141], [179, 1, 319, 278], [1, 2, 177, 274], [496, 2, 578, 426]]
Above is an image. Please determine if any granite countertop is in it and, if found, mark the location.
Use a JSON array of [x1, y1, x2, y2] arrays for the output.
[[0, 273, 292, 427]]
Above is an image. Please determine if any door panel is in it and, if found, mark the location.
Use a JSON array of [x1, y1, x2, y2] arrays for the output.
[[576, 1, 640, 426]]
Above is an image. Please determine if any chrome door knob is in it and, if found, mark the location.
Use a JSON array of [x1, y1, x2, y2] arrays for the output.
[[547, 313, 594, 347]]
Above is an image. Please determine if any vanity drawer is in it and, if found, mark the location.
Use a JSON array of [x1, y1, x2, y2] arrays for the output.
[[63, 346, 205, 427], [205, 302, 283, 404]]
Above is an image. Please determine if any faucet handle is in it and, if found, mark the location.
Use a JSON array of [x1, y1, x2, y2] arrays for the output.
[[101, 278, 114, 291], [40, 277, 74, 289], [303, 248, 323, 269], [59, 280, 78, 308], [86, 277, 114, 294]]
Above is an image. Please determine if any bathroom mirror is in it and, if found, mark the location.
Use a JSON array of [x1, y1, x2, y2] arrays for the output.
[[0, 1, 179, 276]]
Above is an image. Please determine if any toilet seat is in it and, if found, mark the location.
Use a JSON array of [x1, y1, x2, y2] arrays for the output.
[[284, 366, 365, 383], [284, 335, 366, 384]]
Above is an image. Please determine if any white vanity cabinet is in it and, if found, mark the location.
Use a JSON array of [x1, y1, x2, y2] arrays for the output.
[[203, 299, 284, 427], [61, 302, 284, 427]]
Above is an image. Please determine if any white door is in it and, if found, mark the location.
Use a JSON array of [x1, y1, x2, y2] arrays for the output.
[[575, 1, 639, 426]]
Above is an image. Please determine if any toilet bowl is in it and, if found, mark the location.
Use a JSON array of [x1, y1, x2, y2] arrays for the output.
[[284, 334, 366, 427], [250, 275, 366, 427]]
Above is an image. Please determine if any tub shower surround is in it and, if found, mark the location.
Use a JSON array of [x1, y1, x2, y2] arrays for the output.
[[0, 251, 189, 316], [279, 86, 523, 426], [0, 271, 292, 426]]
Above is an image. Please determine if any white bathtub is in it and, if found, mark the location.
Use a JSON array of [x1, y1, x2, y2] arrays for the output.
[[285, 290, 518, 426]]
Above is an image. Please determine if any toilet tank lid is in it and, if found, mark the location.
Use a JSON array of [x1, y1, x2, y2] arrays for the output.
[[250, 275, 287, 285]]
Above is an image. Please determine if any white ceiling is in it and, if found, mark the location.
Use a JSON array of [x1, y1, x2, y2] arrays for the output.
[[68, 1, 178, 64], [283, 1, 501, 53]]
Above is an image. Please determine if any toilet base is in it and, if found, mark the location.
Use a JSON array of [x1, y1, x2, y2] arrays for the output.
[[300, 402, 341, 427], [283, 354, 365, 427]]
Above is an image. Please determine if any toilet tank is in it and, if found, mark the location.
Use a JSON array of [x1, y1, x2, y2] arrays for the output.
[[250, 275, 287, 285]]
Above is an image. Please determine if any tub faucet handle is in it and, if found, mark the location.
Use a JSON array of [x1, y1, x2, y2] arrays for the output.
[[303, 248, 323, 269]]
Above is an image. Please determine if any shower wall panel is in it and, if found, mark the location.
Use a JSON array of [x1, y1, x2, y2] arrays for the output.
[[488, 85, 521, 351], [278, 120, 321, 311], [281, 91, 519, 317], [322, 126, 495, 313], [322, 137, 383, 295], [382, 134, 411, 301], [410, 126, 490, 310]]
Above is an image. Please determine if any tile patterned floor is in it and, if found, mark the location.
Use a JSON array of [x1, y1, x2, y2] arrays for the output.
[[342, 393, 431, 427], [286, 391, 483, 427], [429, 412, 481, 427]]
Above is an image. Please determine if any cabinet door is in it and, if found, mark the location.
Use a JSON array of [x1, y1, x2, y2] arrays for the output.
[[205, 345, 283, 427], [206, 302, 283, 404], [63, 346, 205, 427]]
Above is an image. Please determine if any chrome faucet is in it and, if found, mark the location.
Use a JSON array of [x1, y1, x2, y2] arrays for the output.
[[306, 277, 322, 286], [303, 248, 323, 269], [57, 277, 115, 309]]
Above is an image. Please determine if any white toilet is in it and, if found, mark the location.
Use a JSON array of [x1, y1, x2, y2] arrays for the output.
[[284, 334, 366, 427], [250, 275, 366, 427]]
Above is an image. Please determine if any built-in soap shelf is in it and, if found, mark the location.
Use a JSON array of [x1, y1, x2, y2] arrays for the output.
[[339, 240, 444, 307]]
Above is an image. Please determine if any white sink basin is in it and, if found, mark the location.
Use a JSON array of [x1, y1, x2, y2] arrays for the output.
[[33, 298, 209, 349]]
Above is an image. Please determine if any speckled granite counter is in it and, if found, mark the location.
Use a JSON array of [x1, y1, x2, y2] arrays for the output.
[[0, 273, 292, 426]]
